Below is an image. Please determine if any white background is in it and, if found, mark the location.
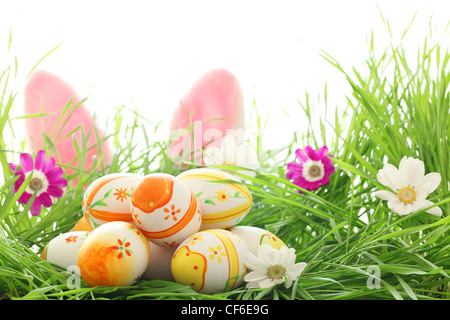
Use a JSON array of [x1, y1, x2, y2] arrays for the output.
[[1, 0, 449, 151]]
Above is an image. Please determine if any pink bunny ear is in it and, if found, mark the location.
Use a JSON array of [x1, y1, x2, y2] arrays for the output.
[[169, 68, 245, 165], [24, 70, 113, 177]]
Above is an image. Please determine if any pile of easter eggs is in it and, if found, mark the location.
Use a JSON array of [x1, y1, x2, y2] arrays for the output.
[[41, 168, 287, 294]]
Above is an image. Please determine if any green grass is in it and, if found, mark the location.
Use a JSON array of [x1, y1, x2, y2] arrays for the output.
[[1, 19, 450, 300]]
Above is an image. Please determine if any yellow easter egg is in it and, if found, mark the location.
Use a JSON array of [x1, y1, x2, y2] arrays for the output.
[[82, 173, 142, 228], [77, 221, 150, 287], [177, 168, 252, 230], [131, 173, 202, 248], [171, 229, 248, 294]]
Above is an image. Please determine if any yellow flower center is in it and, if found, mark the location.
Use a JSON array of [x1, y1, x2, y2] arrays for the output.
[[267, 264, 285, 280], [397, 186, 416, 204]]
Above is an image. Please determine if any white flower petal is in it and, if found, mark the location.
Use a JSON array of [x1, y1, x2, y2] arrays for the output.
[[375, 157, 443, 219], [374, 190, 397, 201], [271, 248, 283, 265], [285, 262, 307, 289], [246, 280, 262, 289], [284, 278, 294, 289], [244, 252, 268, 273], [287, 262, 307, 278], [259, 278, 278, 288], [409, 200, 427, 213], [388, 199, 413, 216], [420, 172, 441, 194], [377, 163, 401, 191], [244, 270, 267, 283], [243, 244, 306, 290], [397, 156, 410, 175], [287, 248, 298, 267], [422, 200, 443, 217], [278, 247, 291, 267], [258, 244, 276, 266], [415, 183, 433, 201], [399, 157, 424, 187]]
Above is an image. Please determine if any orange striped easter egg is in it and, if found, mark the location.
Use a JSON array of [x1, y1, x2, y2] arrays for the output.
[[82, 173, 142, 229], [131, 173, 202, 248]]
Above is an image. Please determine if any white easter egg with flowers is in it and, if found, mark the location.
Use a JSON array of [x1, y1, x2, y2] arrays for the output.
[[82, 173, 142, 228], [41, 231, 90, 269]]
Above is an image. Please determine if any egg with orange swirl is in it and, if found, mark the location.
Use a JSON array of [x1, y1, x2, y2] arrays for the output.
[[171, 229, 249, 294], [77, 221, 150, 287], [82, 173, 142, 229], [131, 173, 202, 248], [176, 168, 252, 230]]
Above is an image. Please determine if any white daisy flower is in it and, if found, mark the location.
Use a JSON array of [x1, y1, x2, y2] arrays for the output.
[[203, 134, 260, 177], [374, 156, 442, 217], [243, 244, 307, 289]]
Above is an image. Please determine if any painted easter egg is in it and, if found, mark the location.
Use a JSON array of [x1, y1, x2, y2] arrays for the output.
[[171, 229, 249, 294], [228, 226, 287, 256], [71, 215, 94, 232], [177, 168, 252, 230], [77, 221, 150, 287], [82, 173, 142, 228], [131, 173, 202, 248], [143, 240, 176, 281], [42, 231, 90, 269]]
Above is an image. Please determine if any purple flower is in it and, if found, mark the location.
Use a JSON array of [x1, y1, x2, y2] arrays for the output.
[[286, 146, 335, 192], [9, 150, 67, 216]]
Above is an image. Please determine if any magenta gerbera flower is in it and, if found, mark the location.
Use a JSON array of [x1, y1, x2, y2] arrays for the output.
[[9, 150, 67, 216], [286, 146, 335, 192]]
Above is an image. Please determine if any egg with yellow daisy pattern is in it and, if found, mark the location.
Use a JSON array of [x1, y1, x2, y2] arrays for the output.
[[171, 229, 249, 294], [177, 168, 252, 230]]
